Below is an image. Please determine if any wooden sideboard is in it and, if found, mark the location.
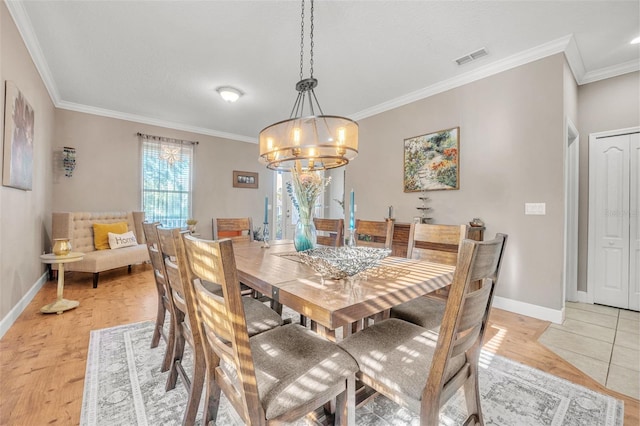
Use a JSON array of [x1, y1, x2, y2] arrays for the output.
[[390, 222, 485, 258]]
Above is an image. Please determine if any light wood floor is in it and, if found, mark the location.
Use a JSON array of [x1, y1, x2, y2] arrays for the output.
[[1, 265, 638, 425]]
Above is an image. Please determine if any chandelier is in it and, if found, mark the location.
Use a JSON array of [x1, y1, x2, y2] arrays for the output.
[[258, 0, 358, 172]]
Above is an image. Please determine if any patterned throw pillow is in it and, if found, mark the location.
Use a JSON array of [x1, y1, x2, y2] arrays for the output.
[[108, 231, 138, 250]]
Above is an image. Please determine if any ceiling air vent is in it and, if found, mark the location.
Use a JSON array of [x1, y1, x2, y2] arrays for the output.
[[455, 48, 488, 66]]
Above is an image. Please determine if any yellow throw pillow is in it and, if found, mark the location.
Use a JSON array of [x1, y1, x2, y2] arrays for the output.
[[93, 222, 128, 250]]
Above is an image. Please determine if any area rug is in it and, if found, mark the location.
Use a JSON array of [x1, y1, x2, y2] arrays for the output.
[[80, 321, 624, 426]]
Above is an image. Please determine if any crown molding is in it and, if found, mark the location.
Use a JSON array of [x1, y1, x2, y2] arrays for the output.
[[5, 0, 61, 104], [351, 35, 574, 121], [57, 101, 258, 144], [563, 34, 587, 83], [7, 4, 638, 142], [580, 59, 640, 85]]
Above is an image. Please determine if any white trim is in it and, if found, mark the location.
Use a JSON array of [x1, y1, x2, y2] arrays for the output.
[[591, 126, 640, 140], [6, 1, 638, 143], [563, 118, 579, 303], [56, 101, 257, 144], [492, 296, 565, 324], [4, 0, 61, 104], [581, 60, 640, 85], [0, 273, 48, 339], [563, 34, 586, 84], [577, 291, 589, 304], [351, 35, 573, 121]]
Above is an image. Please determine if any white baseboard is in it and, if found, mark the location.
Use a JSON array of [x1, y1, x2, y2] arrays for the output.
[[577, 291, 589, 304], [493, 296, 565, 324], [0, 272, 48, 339]]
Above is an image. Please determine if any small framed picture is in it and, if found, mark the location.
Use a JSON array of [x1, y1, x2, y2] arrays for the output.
[[233, 171, 259, 189]]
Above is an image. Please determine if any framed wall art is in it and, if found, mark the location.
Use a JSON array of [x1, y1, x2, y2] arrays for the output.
[[403, 126, 459, 192], [3, 81, 35, 191], [233, 170, 259, 189]]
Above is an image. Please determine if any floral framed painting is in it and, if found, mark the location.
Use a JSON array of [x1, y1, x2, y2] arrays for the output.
[[2, 81, 34, 191], [403, 127, 459, 192]]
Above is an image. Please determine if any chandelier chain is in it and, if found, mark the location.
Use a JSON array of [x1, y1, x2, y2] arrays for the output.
[[310, 0, 314, 78], [299, 0, 305, 81]]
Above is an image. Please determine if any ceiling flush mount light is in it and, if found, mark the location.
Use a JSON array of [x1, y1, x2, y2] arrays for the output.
[[216, 86, 243, 103], [631, 36, 640, 44], [258, 0, 358, 172]]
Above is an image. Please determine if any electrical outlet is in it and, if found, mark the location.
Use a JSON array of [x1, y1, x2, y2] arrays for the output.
[[525, 203, 546, 215]]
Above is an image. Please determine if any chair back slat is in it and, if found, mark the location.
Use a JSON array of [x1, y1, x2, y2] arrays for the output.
[[314, 218, 344, 247], [408, 223, 469, 264], [180, 235, 265, 423], [192, 279, 235, 356], [213, 217, 254, 242], [164, 258, 188, 312], [457, 282, 492, 332], [142, 222, 167, 282], [355, 219, 394, 249], [157, 228, 203, 344], [423, 234, 508, 410]]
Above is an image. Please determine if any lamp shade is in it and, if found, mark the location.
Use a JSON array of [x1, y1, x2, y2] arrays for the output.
[[259, 114, 358, 171]]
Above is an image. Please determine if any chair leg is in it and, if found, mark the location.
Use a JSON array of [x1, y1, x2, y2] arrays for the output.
[[93, 273, 99, 288], [166, 330, 185, 391], [150, 292, 165, 349], [128, 264, 132, 273], [182, 347, 206, 426], [463, 369, 483, 426], [160, 307, 175, 373], [202, 362, 222, 425], [335, 376, 355, 426]]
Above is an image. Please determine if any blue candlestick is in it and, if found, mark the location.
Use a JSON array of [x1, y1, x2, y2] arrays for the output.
[[349, 189, 355, 229], [264, 196, 269, 224]]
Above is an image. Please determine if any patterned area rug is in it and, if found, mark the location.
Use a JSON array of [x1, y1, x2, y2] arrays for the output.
[[80, 321, 624, 426]]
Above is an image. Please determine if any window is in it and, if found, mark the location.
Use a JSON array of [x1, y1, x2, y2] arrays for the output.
[[140, 134, 194, 227]]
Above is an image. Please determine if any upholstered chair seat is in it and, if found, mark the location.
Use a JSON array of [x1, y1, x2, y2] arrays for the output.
[[222, 323, 359, 420], [201, 279, 284, 337], [389, 297, 445, 330], [339, 318, 464, 413]]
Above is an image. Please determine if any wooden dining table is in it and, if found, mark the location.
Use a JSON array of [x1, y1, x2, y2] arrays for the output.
[[232, 240, 455, 341]]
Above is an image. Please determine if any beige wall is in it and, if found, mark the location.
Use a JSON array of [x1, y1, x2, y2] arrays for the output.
[[577, 71, 640, 292], [1, 3, 56, 321], [53, 109, 272, 240], [346, 54, 567, 310]]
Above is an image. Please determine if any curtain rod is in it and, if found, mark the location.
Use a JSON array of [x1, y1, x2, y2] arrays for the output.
[[136, 132, 199, 145]]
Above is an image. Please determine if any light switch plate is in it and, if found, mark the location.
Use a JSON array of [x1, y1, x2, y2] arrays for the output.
[[525, 203, 546, 215]]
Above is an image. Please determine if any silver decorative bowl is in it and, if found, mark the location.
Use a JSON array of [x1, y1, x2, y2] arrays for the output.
[[298, 247, 391, 279]]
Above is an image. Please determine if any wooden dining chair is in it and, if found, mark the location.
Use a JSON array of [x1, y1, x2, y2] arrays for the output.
[[389, 224, 469, 328], [180, 234, 358, 426], [354, 219, 394, 249], [314, 217, 344, 247], [158, 227, 284, 425], [212, 217, 254, 242], [141, 221, 174, 372], [339, 234, 507, 426]]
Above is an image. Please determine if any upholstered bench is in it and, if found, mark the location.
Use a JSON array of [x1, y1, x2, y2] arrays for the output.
[[52, 211, 150, 288]]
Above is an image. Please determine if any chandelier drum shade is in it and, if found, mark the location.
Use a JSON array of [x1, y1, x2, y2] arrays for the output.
[[258, 0, 358, 172]]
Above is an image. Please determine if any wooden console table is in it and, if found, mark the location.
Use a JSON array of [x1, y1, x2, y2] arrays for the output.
[[390, 222, 485, 257]]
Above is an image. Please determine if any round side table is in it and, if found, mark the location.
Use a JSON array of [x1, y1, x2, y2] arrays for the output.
[[40, 252, 84, 314]]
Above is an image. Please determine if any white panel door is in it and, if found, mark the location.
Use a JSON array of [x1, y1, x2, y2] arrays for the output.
[[591, 135, 630, 309], [630, 134, 640, 311]]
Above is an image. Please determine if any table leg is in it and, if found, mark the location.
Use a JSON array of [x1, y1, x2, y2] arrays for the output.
[[40, 263, 80, 314]]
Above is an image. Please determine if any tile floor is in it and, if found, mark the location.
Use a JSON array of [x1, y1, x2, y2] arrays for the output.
[[539, 301, 640, 399]]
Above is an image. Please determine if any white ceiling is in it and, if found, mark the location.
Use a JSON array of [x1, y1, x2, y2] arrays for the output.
[[7, 1, 640, 143]]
